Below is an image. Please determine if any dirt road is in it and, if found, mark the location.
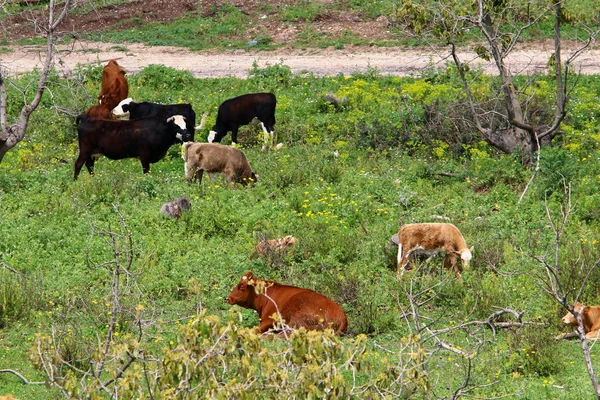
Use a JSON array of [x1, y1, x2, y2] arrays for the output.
[[2, 40, 600, 78]]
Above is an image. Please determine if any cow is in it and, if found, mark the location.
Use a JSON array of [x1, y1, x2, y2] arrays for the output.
[[85, 104, 113, 119], [73, 114, 190, 180], [562, 302, 600, 339], [227, 271, 348, 336], [182, 142, 257, 186], [112, 98, 200, 141], [395, 223, 472, 278], [207, 92, 276, 150], [253, 236, 297, 258], [97, 60, 129, 110]]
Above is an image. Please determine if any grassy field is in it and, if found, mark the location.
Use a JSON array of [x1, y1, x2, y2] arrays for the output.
[[1, 58, 600, 397]]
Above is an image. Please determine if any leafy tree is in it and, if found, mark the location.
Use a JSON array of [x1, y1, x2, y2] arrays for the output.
[[396, 0, 599, 161]]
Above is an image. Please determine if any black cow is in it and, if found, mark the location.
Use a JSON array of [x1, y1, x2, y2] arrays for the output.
[[73, 114, 191, 180], [208, 92, 276, 150], [112, 98, 198, 141]]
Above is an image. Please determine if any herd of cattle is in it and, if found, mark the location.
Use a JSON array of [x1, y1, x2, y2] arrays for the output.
[[73, 60, 595, 339], [75, 59, 272, 181]]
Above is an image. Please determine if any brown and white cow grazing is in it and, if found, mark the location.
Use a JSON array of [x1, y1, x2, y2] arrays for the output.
[[562, 302, 600, 339], [207, 92, 276, 150], [74, 114, 190, 179], [396, 223, 472, 278], [227, 271, 348, 335], [182, 142, 257, 186], [98, 60, 129, 110]]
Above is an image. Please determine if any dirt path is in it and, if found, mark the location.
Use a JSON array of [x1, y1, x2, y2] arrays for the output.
[[2, 40, 600, 78]]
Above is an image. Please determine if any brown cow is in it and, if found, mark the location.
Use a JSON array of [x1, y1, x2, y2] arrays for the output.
[[98, 60, 128, 110], [396, 223, 472, 278], [227, 271, 348, 335], [85, 104, 113, 119], [182, 142, 257, 186], [254, 236, 297, 257], [562, 302, 600, 339]]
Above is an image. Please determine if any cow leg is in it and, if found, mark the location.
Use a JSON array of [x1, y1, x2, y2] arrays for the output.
[[586, 330, 600, 340], [73, 154, 88, 180], [260, 121, 271, 151], [195, 169, 204, 184], [85, 157, 95, 175], [397, 243, 409, 277], [141, 160, 151, 174], [231, 126, 239, 146], [445, 254, 462, 279]]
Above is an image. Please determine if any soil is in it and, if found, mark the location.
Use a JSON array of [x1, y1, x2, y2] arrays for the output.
[[2, 0, 600, 78]]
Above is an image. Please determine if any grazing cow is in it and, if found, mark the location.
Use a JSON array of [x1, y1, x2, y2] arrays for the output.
[[98, 60, 129, 110], [112, 98, 200, 141], [160, 196, 192, 219], [85, 104, 113, 119], [227, 271, 348, 335], [208, 92, 276, 150], [74, 114, 190, 180], [396, 223, 472, 278], [182, 142, 257, 186], [562, 303, 600, 339]]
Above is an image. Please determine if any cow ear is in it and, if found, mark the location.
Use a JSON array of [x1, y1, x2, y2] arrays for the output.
[[166, 116, 174, 123]]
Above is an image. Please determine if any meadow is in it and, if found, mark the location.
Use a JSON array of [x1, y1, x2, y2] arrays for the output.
[[2, 60, 600, 398]]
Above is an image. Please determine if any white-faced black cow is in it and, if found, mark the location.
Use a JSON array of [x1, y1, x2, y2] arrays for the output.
[[112, 98, 198, 141], [74, 114, 191, 180], [208, 92, 276, 150]]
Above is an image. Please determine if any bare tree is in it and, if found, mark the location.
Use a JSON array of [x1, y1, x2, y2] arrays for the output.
[[397, 263, 545, 398], [0, 0, 74, 162], [533, 182, 600, 398], [397, 0, 599, 161]]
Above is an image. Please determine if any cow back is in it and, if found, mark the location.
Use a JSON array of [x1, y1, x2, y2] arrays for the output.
[[77, 115, 178, 162], [217, 93, 276, 126], [130, 102, 196, 139], [251, 282, 347, 334], [99, 60, 129, 110]]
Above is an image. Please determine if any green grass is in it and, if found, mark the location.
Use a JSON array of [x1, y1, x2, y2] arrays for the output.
[[2, 63, 600, 397]]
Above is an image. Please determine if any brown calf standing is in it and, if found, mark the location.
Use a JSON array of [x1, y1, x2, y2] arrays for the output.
[[396, 223, 472, 278], [182, 142, 257, 186], [227, 271, 348, 335]]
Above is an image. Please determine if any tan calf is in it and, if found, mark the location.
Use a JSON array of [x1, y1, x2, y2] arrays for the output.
[[396, 223, 472, 278], [182, 142, 257, 186], [562, 303, 600, 339]]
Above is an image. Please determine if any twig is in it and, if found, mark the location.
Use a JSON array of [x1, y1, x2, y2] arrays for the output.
[[0, 261, 26, 276], [0, 369, 45, 385]]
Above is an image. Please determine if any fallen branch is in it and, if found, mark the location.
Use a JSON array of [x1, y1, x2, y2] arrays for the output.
[[0, 261, 26, 276], [0, 369, 45, 385]]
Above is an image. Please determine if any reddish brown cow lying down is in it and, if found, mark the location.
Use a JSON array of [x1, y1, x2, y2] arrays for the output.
[[227, 271, 348, 335], [182, 142, 257, 186], [562, 302, 600, 339]]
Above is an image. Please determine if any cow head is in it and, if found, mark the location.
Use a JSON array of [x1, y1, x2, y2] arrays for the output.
[[562, 302, 586, 325], [227, 271, 258, 307], [112, 98, 133, 118], [167, 115, 192, 143]]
